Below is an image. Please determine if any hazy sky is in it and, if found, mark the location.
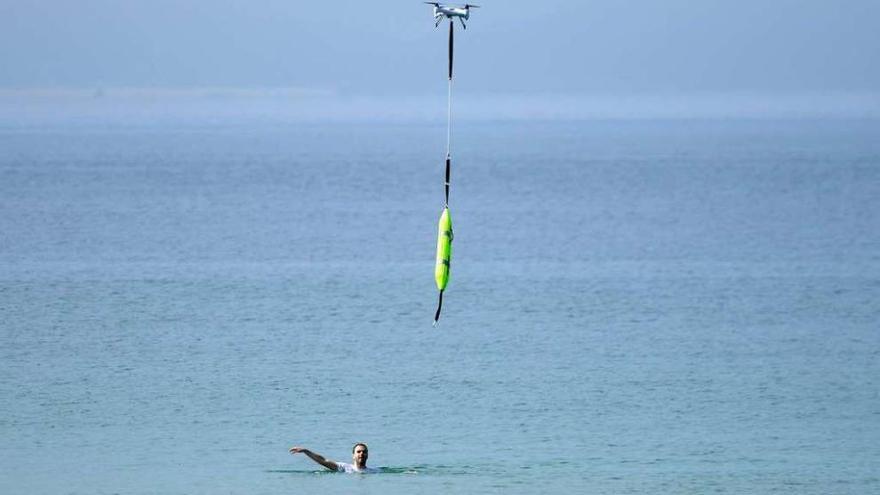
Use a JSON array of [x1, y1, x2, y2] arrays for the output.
[[1, 1, 879, 121], [2, 0, 879, 93]]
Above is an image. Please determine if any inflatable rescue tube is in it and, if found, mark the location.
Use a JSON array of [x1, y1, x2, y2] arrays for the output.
[[434, 207, 453, 291]]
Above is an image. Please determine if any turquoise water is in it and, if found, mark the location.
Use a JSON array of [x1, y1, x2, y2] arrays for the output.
[[1, 120, 878, 494]]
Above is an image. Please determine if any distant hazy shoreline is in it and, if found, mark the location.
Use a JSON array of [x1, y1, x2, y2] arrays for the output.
[[2, 88, 879, 125]]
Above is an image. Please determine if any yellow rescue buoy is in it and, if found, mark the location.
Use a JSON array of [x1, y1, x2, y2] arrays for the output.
[[433, 207, 453, 325]]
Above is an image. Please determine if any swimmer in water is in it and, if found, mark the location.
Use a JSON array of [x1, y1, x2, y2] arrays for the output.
[[289, 443, 376, 473]]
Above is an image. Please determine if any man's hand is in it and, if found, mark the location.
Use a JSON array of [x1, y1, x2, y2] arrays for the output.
[[289, 446, 309, 455]]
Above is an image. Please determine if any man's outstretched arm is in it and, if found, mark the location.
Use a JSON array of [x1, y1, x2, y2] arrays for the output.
[[289, 446, 339, 471]]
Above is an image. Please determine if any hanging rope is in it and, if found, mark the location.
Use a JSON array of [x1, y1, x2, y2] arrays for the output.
[[434, 19, 455, 326], [445, 19, 453, 206]]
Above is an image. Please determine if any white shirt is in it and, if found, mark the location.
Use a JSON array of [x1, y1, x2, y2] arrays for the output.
[[336, 462, 377, 474]]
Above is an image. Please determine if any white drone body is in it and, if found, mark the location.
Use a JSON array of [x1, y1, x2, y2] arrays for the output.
[[425, 2, 479, 29]]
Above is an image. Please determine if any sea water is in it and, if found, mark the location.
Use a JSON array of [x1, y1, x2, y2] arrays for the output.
[[1, 119, 878, 494]]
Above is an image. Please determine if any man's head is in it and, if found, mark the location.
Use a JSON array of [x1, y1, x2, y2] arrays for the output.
[[351, 443, 368, 468]]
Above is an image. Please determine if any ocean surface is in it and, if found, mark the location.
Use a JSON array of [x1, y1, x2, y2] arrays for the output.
[[1, 118, 878, 494]]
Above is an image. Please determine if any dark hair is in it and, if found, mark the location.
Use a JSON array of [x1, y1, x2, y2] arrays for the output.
[[352, 443, 368, 453]]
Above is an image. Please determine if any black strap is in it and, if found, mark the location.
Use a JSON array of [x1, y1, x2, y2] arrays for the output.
[[448, 21, 454, 80], [433, 290, 444, 326], [445, 155, 451, 205]]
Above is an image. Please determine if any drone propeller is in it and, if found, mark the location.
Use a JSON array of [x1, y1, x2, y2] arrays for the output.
[[423, 2, 481, 8]]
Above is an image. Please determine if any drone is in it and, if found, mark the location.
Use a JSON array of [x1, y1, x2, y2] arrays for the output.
[[424, 2, 479, 29]]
